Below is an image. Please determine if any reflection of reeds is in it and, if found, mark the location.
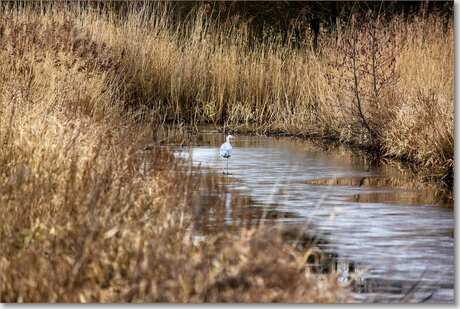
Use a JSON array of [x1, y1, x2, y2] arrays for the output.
[[0, 4, 345, 303], [305, 176, 452, 207]]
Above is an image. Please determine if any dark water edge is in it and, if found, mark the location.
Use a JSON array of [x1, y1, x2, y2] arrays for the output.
[[224, 125, 454, 192]]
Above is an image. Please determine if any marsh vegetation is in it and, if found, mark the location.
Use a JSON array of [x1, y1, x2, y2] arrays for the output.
[[0, 1, 453, 303]]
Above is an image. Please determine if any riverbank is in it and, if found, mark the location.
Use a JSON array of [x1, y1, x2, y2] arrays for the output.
[[0, 4, 344, 302]]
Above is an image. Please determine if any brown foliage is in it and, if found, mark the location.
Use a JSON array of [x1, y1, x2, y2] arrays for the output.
[[0, 5, 344, 303]]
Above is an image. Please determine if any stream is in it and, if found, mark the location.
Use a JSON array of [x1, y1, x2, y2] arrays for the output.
[[173, 129, 454, 303]]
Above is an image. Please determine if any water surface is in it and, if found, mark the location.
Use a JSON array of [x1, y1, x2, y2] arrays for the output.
[[176, 130, 454, 303]]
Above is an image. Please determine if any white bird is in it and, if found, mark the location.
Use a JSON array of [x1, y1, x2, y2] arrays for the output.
[[220, 134, 234, 175]]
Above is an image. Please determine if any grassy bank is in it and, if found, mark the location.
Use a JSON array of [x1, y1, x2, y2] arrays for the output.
[[52, 2, 450, 187], [0, 4, 346, 303]]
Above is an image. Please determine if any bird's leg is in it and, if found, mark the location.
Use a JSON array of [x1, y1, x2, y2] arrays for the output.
[[226, 158, 229, 175]]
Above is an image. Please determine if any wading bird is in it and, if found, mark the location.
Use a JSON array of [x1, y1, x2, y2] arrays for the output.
[[220, 134, 234, 175]]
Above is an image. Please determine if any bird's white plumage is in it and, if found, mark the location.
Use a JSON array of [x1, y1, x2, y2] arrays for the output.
[[220, 135, 234, 175], [219, 135, 233, 158], [219, 142, 232, 158]]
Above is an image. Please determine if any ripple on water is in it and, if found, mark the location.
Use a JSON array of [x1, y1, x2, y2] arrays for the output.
[[172, 131, 454, 303]]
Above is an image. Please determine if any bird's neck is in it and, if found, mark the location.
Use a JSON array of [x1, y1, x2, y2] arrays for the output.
[[226, 136, 231, 143]]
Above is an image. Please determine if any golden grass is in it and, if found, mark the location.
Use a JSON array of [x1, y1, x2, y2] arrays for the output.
[[0, 4, 345, 303], [67, 2, 452, 184]]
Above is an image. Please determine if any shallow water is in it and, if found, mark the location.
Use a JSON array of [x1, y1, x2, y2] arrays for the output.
[[176, 130, 454, 303]]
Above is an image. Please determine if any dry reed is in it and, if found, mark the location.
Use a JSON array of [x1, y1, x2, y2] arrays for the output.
[[67, 2, 452, 184], [0, 3, 345, 303]]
